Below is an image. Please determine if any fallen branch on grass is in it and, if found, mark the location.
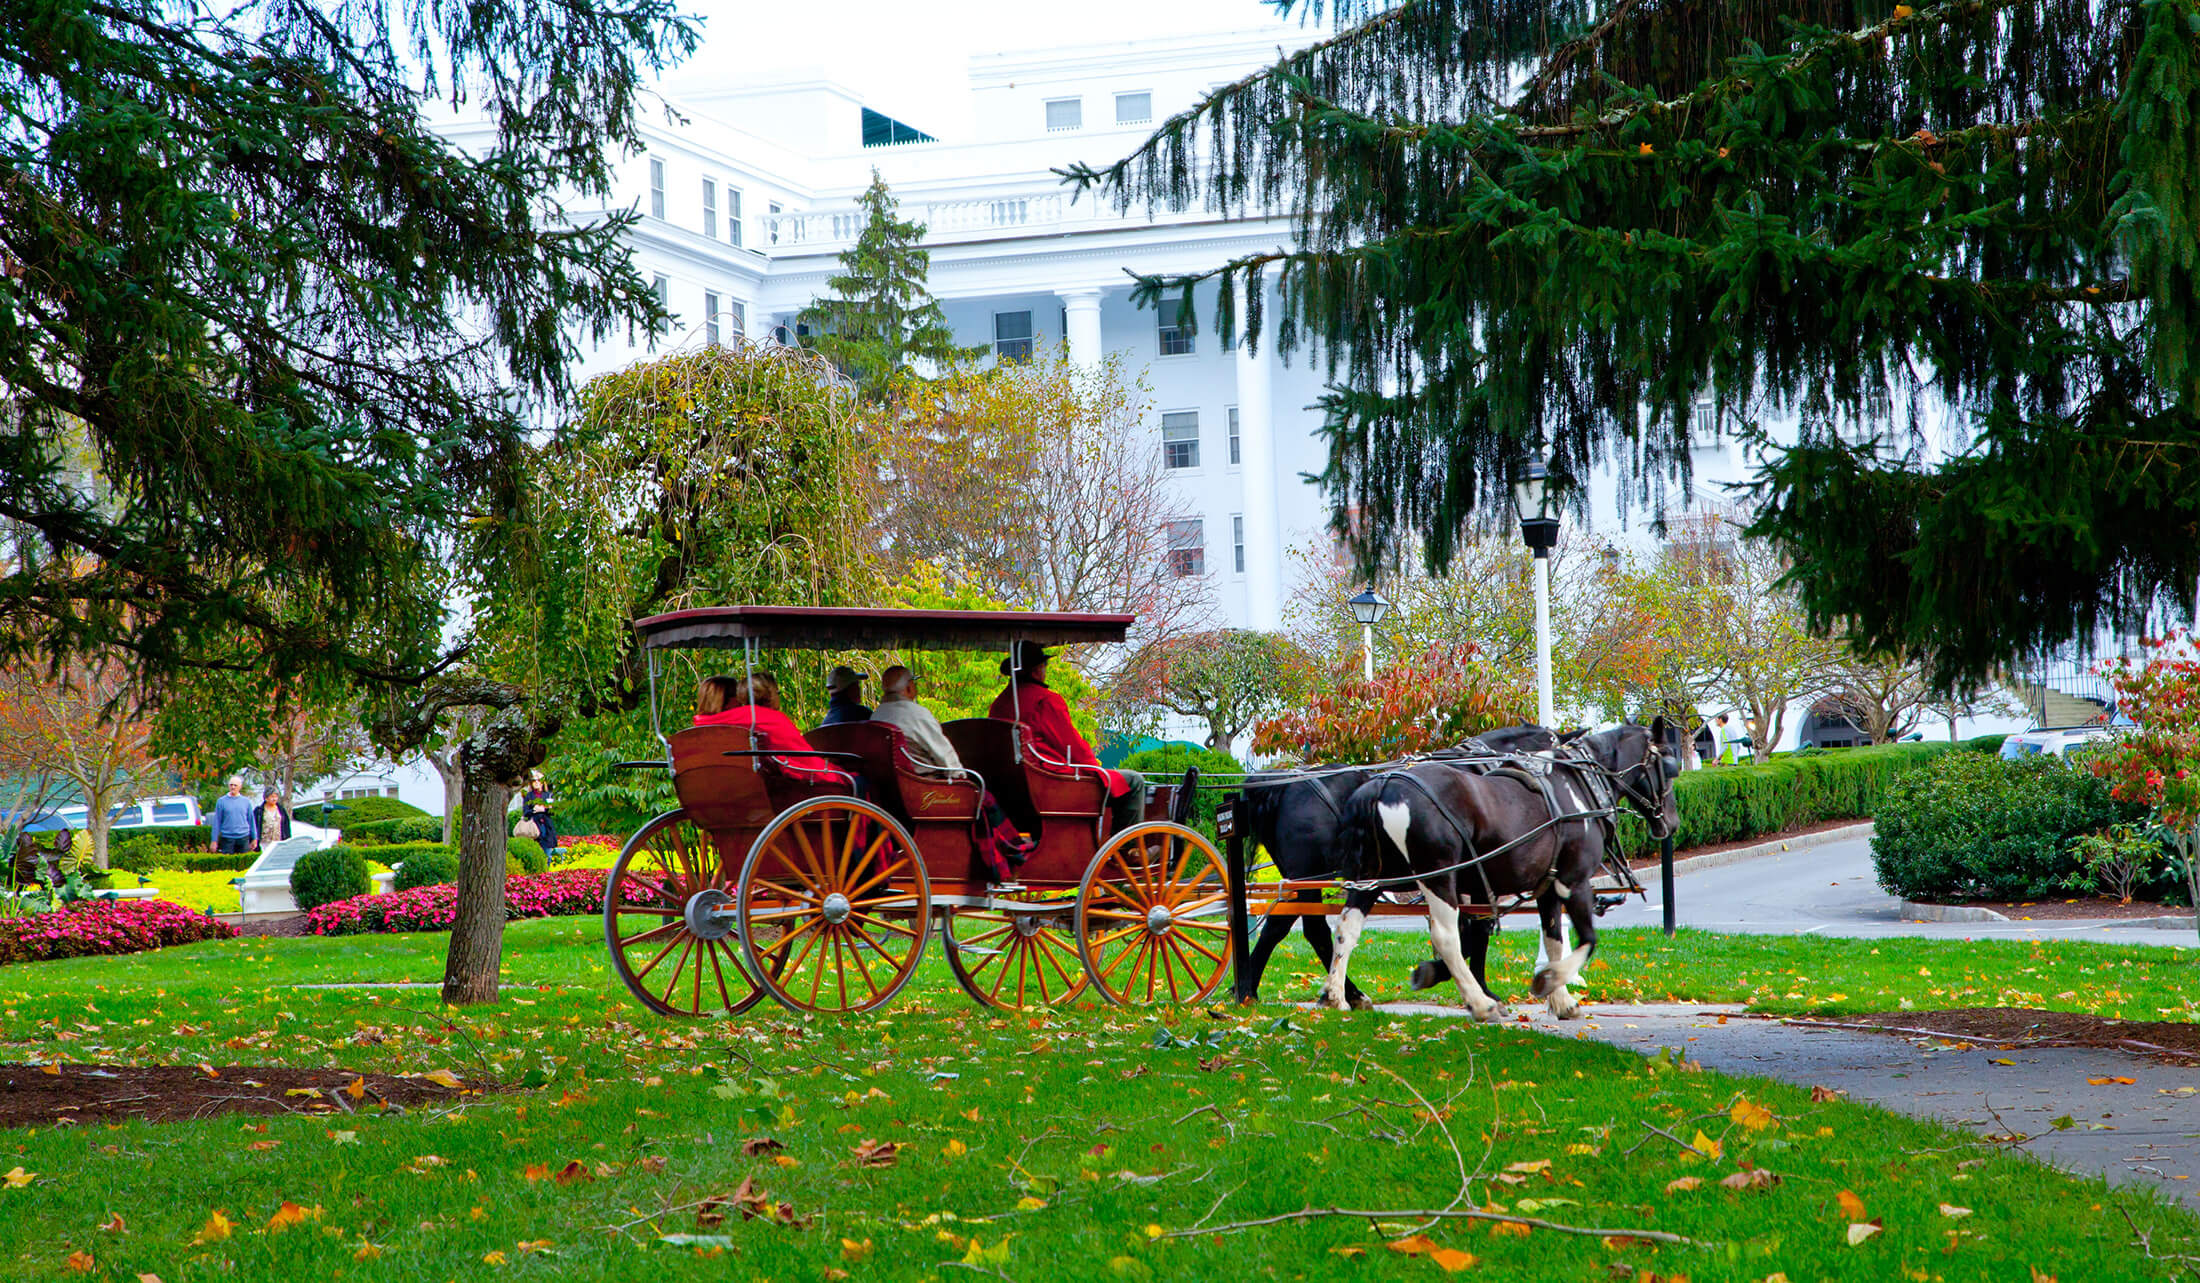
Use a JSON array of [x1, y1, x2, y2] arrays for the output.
[[1160, 1204, 1700, 1245]]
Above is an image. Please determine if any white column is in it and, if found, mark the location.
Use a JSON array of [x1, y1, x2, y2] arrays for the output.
[[1059, 288, 1103, 367], [1233, 280, 1282, 631], [1532, 553, 1555, 728]]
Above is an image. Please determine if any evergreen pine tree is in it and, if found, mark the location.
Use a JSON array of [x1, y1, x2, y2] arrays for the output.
[[799, 171, 983, 396], [1065, 0, 2200, 688]]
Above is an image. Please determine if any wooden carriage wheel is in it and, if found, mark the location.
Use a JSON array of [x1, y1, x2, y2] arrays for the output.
[[939, 891, 1087, 1010], [1074, 822, 1232, 1006], [736, 797, 930, 1015], [603, 809, 767, 1018]]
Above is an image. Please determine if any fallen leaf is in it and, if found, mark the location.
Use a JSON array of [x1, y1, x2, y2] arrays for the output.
[[851, 1139, 900, 1168], [352, 1245, 382, 1262], [636, 1155, 668, 1174], [1488, 1221, 1531, 1238], [1688, 1130, 1723, 1161], [523, 1163, 551, 1182], [3, 1167, 35, 1189], [266, 1201, 317, 1232], [1989, 1058, 2015, 1066], [64, 1251, 95, 1273], [40, 1065, 60, 1077], [1809, 1085, 1843, 1103], [1015, 1196, 1047, 1211], [1425, 1245, 1475, 1271], [1836, 1189, 1867, 1221], [421, 1069, 464, 1089], [1729, 1098, 1777, 1132], [2029, 1268, 2057, 1283], [1330, 1246, 1366, 1257], [1721, 1169, 1780, 1191], [943, 1139, 968, 1159], [1939, 1204, 1973, 1218], [1846, 1220, 1883, 1246], [247, 1140, 279, 1152], [1503, 1159, 1552, 1176], [344, 1077, 367, 1100], [740, 1137, 784, 1157], [517, 1239, 554, 1254], [137, 1275, 163, 1283], [841, 1238, 874, 1263], [329, 1130, 358, 1145], [1665, 1177, 1703, 1193], [1387, 1235, 1437, 1256], [191, 1210, 234, 1244], [553, 1160, 591, 1185], [98, 1212, 125, 1233], [772, 1154, 800, 1168], [482, 1249, 507, 1265]]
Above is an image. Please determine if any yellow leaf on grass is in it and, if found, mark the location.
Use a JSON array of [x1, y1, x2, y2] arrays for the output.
[[1330, 1246, 1366, 1257], [2, 1167, 34, 1189], [516, 1239, 553, 1254], [1688, 1130, 1723, 1162], [1430, 1247, 1477, 1272], [64, 1251, 94, 1273], [482, 1249, 508, 1265], [841, 1238, 874, 1263], [1665, 1177, 1703, 1193], [98, 1212, 125, 1233], [523, 1163, 550, 1182], [352, 1245, 382, 1262], [137, 1274, 164, 1283], [1489, 1221, 1531, 1238], [266, 1201, 318, 1232], [1729, 1098, 1777, 1132], [1939, 1204, 1973, 1218], [1503, 1159, 1552, 1175], [1143, 1224, 1164, 1239], [1836, 1189, 1868, 1221], [1015, 1196, 1047, 1211], [1846, 1220, 1883, 1246], [421, 1069, 464, 1089], [943, 1139, 967, 1159], [191, 1210, 234, 1244], [1386, 1235, 1437, 1255]]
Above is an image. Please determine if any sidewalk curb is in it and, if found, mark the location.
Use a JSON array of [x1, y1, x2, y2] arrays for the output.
[[1665, 821, 1875, 876], [1899, 900, 2008, 923]]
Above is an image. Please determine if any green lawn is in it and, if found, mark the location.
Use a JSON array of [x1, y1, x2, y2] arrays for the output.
[[1, 921, 2194, 1279]]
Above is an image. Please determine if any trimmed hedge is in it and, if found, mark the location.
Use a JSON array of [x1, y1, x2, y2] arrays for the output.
[[1123, 745, 1246, 837], [392, 847, 459, 891], [1615, 736, 2006, 852], [294, 796, 428, 827], [291, 846, 372, 911]]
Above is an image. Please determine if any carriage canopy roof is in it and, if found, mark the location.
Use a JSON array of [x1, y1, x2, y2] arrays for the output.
[[633, 606, 1135, 653]]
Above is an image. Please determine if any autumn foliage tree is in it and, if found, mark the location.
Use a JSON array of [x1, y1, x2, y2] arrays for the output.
[[1252, 644, 1528, 764], [1118, 629, 1316, 751], [2087, 631, 2200, 909], [0, 655, 160, 868]]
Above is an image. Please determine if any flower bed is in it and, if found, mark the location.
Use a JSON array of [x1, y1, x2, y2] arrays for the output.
[[306, 868, 605, 936], [0, 899, 239, 966]]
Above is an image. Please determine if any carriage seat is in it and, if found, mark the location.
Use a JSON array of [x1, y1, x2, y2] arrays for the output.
[[805, 721, 982, 827], [667, 723, 855, 832], [942, 717, 1107, 832]]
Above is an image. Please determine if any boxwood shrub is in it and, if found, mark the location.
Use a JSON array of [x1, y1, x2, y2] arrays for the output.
[[290, 846, 372, 911], [1871, 751, 2153, 902], [392, 846, 460, 891], [1123, 744, 1246, 837], [507, 836, 548, 876], [294, 797, 429, 827]]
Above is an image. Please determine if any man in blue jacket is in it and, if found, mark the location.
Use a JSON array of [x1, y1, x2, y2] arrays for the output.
[[210, 777, 259, 854]]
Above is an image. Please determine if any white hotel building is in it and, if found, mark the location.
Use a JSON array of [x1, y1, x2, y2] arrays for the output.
[[511, 30, 1752, 630]]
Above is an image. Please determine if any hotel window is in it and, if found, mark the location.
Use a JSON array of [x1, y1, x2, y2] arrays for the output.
[[1689, 395, 1720, 448], [727, 299, 746, 339], [1045, 97, 1083, 131], [1226, 406, 1241, 465], [1158, 311, 1194, 357], [1232, 514, 1245, 574], [1115, 91, 1152, 125], [993, 310, 1034, 362], [704, 291, 720, 346], [1166, 520, 1206, 578], [701, 180, 717, 238], [726, 188, 744, 246], [768, 200, 782, 244], [651, 274, 668, 306], [648, 157, 665, 220], [1161, 410, 1200, 470]]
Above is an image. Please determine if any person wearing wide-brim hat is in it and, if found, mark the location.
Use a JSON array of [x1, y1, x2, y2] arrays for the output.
[[820, 664, 872, 728], [988, 641, 1147, 834]]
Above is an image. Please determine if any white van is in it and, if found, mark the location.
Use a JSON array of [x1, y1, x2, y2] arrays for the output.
[[51, 795, 205, 831]]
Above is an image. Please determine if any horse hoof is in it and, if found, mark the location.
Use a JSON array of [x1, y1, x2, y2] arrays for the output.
[[1529, 968, 1560, 1000], [1409, 960, 1449, 992], [1349, 993, 1375, 1012], [1551, 1000, 1583, 1021]]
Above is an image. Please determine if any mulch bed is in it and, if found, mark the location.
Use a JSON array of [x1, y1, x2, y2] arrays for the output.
[[230, 913, 316, 938], [1904, 898, 2191, 921], [0, 1063, 479, 1129], [1802, 1008, 2200, 1063]]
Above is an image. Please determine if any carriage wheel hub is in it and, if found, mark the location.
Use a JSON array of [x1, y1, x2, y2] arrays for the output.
[[1146, 904, 1174, 934], [822, 892, 853, 925], [683, 888, 733, 941]]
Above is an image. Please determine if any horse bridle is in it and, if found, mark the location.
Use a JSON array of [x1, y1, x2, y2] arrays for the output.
[[1558, 735, 1676, 840]]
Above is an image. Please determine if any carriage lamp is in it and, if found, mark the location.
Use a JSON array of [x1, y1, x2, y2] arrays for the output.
[[1512, 454, 1560, 728], [1346, 588, 1390, 681]]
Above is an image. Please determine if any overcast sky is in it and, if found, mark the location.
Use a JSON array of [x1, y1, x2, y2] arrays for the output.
[[661, 0, 1314, 137]]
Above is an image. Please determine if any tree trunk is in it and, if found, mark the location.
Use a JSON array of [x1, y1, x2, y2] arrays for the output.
[[86, 806, 111, 871], [427, 749, 463, 846], [443, 769, 512, 1005]]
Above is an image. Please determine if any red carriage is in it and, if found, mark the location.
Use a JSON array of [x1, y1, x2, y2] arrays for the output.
[[601, 606, 1232, 1017]]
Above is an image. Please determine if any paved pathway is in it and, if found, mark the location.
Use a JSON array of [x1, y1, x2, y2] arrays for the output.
[[1383, 1001, 2200, 1209], [1599, 833, 2196, 947]]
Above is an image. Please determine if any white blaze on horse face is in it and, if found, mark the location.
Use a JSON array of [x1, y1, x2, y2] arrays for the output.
[[1421, 885, 1501, 1022], [1321, 906, 1366, 1010], [1377, 799, 1413, 863]]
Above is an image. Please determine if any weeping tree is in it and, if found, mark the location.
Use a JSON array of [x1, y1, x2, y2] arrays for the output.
[[415, 345, 874, 1002], [1064, 0, 2200, 690]]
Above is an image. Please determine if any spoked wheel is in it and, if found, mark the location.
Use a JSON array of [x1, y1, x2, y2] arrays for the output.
[[1074, 822, 1233, 1006], [940, 891, 1087, 1010], [603, 809, 766, 1018], [736, 798, 930, 1015]]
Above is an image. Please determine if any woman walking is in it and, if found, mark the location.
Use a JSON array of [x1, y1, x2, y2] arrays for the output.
[[520, 770, 557, 860], [258, 788, 292, 849]]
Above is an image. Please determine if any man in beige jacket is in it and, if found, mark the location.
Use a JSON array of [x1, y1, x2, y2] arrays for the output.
[[870, 665, 963, 776]]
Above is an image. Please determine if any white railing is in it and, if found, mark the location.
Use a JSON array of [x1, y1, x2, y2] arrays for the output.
[[759, 191, 1070, 253]]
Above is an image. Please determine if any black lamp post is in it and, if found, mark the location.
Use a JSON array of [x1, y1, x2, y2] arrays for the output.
[[1512, 455, 1560, 725]]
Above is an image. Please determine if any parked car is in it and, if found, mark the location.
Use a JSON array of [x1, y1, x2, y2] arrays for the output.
[[1999, 725, 2115, 759], [49, 794, 205, 831], [0, 807, 70, 834]]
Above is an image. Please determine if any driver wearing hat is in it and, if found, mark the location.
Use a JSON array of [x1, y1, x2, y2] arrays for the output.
[[820, 664, 872, 728], [989, 641, 1146, 833]]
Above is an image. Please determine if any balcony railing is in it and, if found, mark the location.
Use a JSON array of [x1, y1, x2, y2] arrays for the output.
[[758, 191, 1075, 253]]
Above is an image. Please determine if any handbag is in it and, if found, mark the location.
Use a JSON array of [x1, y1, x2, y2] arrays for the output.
[[513, 817, 541, 841]]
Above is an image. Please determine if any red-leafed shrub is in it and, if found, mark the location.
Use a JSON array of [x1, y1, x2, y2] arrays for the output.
[[0, 899, 238, 966], [1252, 644, 1529, 764], [306, 868, 605, 936]]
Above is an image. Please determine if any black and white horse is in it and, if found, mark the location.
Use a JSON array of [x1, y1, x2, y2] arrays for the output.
[[1320, 722, 1679, 1021], [1230, 726, 1584, 1006]]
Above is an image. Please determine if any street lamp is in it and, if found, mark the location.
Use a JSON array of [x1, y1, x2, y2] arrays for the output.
[[1512, 454, 1560, 728], [1346, 588, 1390, 682]]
